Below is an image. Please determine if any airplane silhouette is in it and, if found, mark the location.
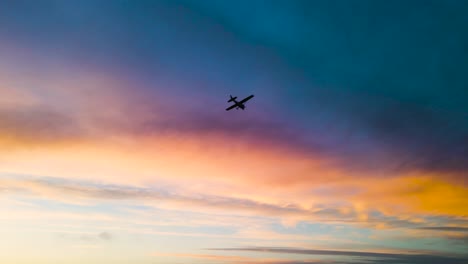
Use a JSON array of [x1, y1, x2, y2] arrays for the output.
[[226, 94, 254, 111]]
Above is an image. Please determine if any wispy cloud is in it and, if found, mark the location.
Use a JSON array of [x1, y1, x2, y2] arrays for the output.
[[0, 106, 82, 146], [417, 226, 468, 232], [151, 252, 259, 263], [2, 174, 467, 234], [1, 175, 322, 218], [58, 231, 113, 242]]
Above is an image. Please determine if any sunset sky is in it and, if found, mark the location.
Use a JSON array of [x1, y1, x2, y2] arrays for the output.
[[0, 1, 467, 263]]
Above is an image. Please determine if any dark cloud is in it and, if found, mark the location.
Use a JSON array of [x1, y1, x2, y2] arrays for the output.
[[414, 226, 468, 246], [209, 247, 468, 264], [418, 226, 468, 232], [447, 235, 468, 246], [137, 110, 325, 155]]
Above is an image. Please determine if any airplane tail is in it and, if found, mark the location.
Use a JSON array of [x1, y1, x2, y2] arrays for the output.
[[228, 95, 237, 102]]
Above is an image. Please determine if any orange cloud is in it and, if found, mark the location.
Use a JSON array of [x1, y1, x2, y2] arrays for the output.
[[2, 130, 467, 226], [347, 173, 468, 217]]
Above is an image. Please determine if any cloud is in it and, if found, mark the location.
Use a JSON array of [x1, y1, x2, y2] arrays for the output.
[[2, 175, 314, 218], [1, 1, 467, 263], [2, 174, 466, 233], [151, 252, 344, 264], [0, 106, 82, 146], [209, 247, 468, 264], [151, 252, 259, 263], [98, 231, 112, 240], [137, 108, 326, 157], [58, 231, 113, 243], [447, 235, 468, 245], [417, 226, 468, 232]]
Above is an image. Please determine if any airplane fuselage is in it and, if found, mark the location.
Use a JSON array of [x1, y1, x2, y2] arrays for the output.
[[229, 99, 245, 110]]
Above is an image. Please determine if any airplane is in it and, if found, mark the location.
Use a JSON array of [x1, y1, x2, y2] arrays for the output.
[[226, 94, 254, 111]]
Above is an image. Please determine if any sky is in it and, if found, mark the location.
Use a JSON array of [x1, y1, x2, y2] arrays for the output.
[[0, 0, 467, 263]]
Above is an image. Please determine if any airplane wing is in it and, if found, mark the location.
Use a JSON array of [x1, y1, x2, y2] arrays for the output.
[[225, 104, 237, 111], [238, 95, 254, 104]]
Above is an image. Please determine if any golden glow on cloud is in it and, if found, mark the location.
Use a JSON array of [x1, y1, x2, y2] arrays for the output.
[[2, 131, 466, 222]]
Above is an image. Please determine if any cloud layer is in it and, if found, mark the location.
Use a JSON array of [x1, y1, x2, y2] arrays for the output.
[[0, 1, 467, 263]]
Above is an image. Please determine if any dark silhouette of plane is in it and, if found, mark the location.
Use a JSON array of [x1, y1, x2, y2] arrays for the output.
[[226, 94, 254, 111]]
